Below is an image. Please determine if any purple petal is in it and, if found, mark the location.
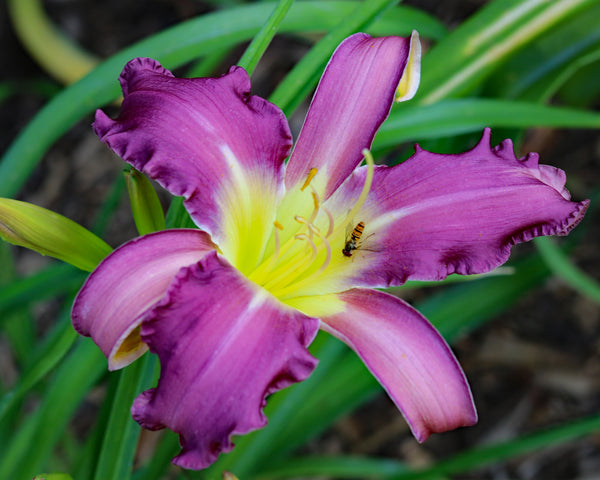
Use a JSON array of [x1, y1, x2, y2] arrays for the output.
[[72, 229, 215, 370], [132, 251, 319, 469], [319, 288, 477, 441], [94, 58, 292, 251], [324, 128, 589, 287], [285, 33, 415, 199]]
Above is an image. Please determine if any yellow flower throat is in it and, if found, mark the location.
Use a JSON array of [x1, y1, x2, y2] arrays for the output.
[[247, 149, 374, 300]]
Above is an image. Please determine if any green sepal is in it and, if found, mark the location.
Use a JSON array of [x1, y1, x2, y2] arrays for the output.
[[0, 198, 112, 271], [124, 167, 166, 235]]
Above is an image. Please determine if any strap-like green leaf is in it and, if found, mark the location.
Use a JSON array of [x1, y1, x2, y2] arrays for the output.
[[418, 0, 597, 104], [374, 98, 600, 149]]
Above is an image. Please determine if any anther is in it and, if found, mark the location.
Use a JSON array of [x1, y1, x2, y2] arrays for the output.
[[301, 167, 318, 191], [311, 192, 319, 211]]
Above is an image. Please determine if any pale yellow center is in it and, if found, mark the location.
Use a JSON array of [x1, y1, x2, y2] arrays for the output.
[[246, 150, 375, 301]]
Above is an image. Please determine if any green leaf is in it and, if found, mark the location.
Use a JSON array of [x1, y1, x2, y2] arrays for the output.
[[0, 339, 105, 479], [483, 2, 600, 102], [93, 354, 157, 480], [0, 314, 77, 424], [373, 98, 600, 150], [418, 0, 597, 104], [534, 236, 600, 305], [0, 263, 86, 320], [7, 0, 99, 84], [386, 414, 600, 480], [237, 0, 295, 75], [33, 474, 74, 480], [558, 52, 600, 107], [258, 455, 407, 479], [0, 242, 34, 366]]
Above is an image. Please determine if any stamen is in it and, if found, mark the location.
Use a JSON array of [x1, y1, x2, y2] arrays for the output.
[[301, 167, 318, 191], [295, 233, 317, 262], [344, 149, 375, 224], [315, 232, 331, 275], [272, 228, 332, 299], [307, 184, 321, 224], [308, 182, 334, 238], [261, 232, 318, 291], [311, 192, 319, 211], [294, 215, 314, 240], [247, 220, 290, 283], [322, 205, 334, 237], [272, 221, 282, 262]]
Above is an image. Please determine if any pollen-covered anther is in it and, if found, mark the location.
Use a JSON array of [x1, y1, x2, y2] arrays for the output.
[[272, 220, 284, 262], [301, 167, 318, 191]]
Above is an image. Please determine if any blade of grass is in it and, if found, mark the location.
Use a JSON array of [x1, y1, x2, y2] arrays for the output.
[[186, 48, 234, 78], [483, 2, 600, 101], [0, 338, 105, 479], [256, 414, 600, 479], [7, 0, 99, 84], [0, 243, 34, 366], [387, 414, 600, 480], [131, 431, 180, 480], [534, 237, 600, 305], [418, 0, 596, 104], [72, 367, 122, 480], [0, 263, 86, 321], [257, 455, 407, 479], [0, 315, 77, 423], [93, 354, 157, 480], [237, 0, 295, 75], [373, 98, 600, 150]]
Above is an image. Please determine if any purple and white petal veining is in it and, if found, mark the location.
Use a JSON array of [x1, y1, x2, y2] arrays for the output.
[[94, 58, 292, 245], [319, 288, 477, 441], [324, 128, 589, 288], [132, 251, 320, 469], [72, 229, 215, 370], [285, 33, 413, 199]]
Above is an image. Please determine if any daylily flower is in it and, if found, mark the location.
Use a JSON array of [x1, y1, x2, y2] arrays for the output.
[[72, 32, 588, 470]]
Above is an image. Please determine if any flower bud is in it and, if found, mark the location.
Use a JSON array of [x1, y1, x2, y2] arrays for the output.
[[124, 167, 165, 235], [0, 198, 111, 271]]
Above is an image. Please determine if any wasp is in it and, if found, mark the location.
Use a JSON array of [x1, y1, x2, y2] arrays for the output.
[[342, 221, 365, 257]]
